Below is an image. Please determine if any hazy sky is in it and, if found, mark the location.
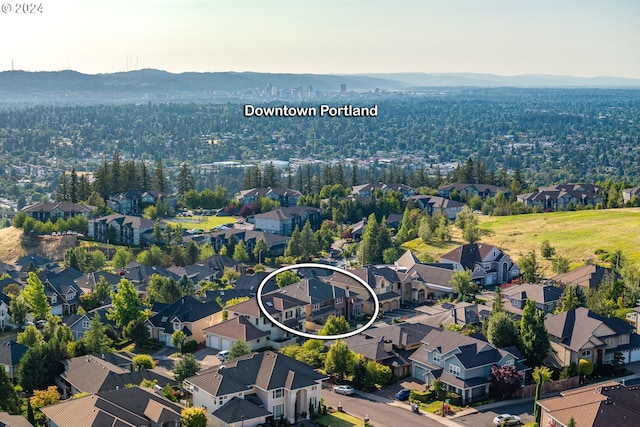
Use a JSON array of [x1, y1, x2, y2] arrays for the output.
[[1, 0, 639, 77]]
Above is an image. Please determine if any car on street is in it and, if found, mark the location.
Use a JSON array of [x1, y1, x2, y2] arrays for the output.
[[493, 414, 521, 425], [395, 388, 411, 401], [333, 385, 355, 395]]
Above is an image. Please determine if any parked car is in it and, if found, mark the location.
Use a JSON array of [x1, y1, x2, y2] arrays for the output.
[[216, 350, 229, 361], [493, 414, 521, 426], [395, 388, 411, 401], [333, 385, 355, 395]]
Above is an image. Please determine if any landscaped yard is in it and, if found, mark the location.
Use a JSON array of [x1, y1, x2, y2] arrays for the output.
[[418, 400, 462, 415], [316, 412, 365, 427]]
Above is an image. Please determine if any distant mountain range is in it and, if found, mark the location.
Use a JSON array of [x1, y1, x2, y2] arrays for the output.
[[1, 69, 639, 105]]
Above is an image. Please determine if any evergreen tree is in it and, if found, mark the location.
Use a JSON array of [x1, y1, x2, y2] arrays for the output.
[[140, 161, 151, 191], [299, 220, 318, 260], [519, 299, 549, 367], [111, 152, 122, 194], [0, 362, 20, 413], [70, 166, 78, 203], [56, 172, 69, 202], [486, 311, 519, 348], [263, 162, 278, 187], [285, 226, 302, 259], [360, 213, 378, 265], [154, 158, 167, 192], [253, 238, 269, 263], [177, 162, 195, 196], [492, 287, 504, 313], [555, 285, 587, 313], [518, 250, 541, 283], [533, 366, 552, 425]]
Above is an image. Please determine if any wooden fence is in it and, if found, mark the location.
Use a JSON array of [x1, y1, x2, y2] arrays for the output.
[[514, 376, 580, 398]]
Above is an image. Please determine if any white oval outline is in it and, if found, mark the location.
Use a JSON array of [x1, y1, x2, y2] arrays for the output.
[[257, 263, 380, 340]]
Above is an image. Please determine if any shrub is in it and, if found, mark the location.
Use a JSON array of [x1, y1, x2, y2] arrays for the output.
[[446, 391, 462, 406], [409, 390, 431, 403], [181, 340, 198, 353]]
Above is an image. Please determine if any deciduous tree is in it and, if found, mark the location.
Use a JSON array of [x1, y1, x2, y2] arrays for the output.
[[228, 339, 251, 359], [173, 353, 200, 383], [324, 340, 353, 381], [318, 315, 350, 336], [22, 272, 50, 320], [107, 279, 143, 328]]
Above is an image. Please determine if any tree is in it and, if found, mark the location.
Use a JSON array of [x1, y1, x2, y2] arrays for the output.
[[154, 158, 167, 192], [519, 299, 549, 368], [171, 330, 187, 353], [578, 358, 594, 378], [324, 340, 353, 381], [532, 366, 552, 425], [541, 240, 556, 259], [455, 206, 482, 244], [492, 287, 504, 314], [232, 240, 250, 263], [299, 220, 319, 260], [382, 247, 399, 264], [567, 418, 576, 427], [318, 315, 350, 336], [228, 339, 251, 359], [22, 271, 51, 320], [173, 353, 200, 383], [364, 360, 392, 388], [486, 311, 519, 348], [518, 250, 541, 283], [180, 407, 209, 427], [146, 274, 182, 305], [285, 226, 302, 259], [107, 279, 143, 328], [18, 345, 47, 392], [0, 365, 19, 414], [489, 364, 523, 399], [132, 354, 154, 371], [112, 247, 133, 269], [30, 385, 61, 409], [17, 325, 43, 347], [555, 285, 587, 313], [276, 270, 301, 288], [124, 318, 149, 347], [552, 255, 570, 274], [83, 314, 113, 354], [253, 238, 269, 263], [10, 297, 28, 329], [449, 269, 477, 299]]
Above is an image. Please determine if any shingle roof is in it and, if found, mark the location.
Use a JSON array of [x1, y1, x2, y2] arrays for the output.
[[252, 206, 321, 221], [548, 264, 614, 290], [212, 396, 272, 424], [22, 202, 95, 214], [0, 340, 28, 366], [202, 316, 269, 342], [148, 295, 221, 330], [440, 243, 500, 268], [502, 283, 563, 304]]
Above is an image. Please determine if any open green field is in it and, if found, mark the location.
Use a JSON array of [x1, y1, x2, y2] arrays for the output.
[[165, 215, 235, 232], [402, 208, 640, 276]]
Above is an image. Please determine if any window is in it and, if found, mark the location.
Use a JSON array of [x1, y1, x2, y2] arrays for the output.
[[433, 352, 441, 363], [312, 303, 320, 310], [82, 320, 90, 329], [448, 364, 461, 377], [272, 388, 284, 399], [173, 322, 181, 331], [581, 350, 592, 358], [273, 403, 284, 418], [619, 335, 630, 344], [51, 294, 57, 304], [336, 297, 343, 304], [310, 396, 317, 410], [504, 359, 514, 366], [286, 311, 292, 319]]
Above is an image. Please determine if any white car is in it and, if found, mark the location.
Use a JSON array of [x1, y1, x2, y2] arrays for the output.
[[493, 414, 521, 426], [333, 385, 355, 395]]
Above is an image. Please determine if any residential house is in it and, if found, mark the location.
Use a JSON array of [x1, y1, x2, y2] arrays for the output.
[[326, 266, 402, 314], [203, 228, 290, 257], [146, 296, 222, 347], [252, 206, 321, 236], [548, 264, 616, 292], [121, 263, 180, 296], [184, 351, 327, 426], [14, 254, 57, 272], [502, 283, 563, 313], [37, 268, 84, 315], [0, 412, 32, 427], [65, 306, 118, 341], [413, 302, 491, 329], [0, 292, 13, 331], [517, 184, 603, 211], [398, 263, 457, 303], [238, 187, 302, 207], [440, 243, 520, 287], [107, 190, 176, 216], [622, 186, 640, 204], [0, 339, 28, 381], [438, 183, 508, 200], [544, 307, 640, 367], [409, 328, 527, 404], [202, 316, 270, 352], [351, 183, 416, 199], [41, 386, 182, 427], [21, 202, 96, 222], [216, 293, 309, 350], [537, 381, 640, 427], [350, 215, 406, 241], [329, 323, 434, 378], [57, 354, 176, 398], [409, 195, 466, 219], [88, 214, 158, 246], [74, 271, 122, 296]]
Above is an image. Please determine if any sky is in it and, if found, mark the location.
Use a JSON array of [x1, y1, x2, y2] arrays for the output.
[[1, 0, 639, 77]]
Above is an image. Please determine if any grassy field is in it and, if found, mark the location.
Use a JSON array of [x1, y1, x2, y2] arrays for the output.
[[165, 215, 235, 232], [402, 208, 640, 276]]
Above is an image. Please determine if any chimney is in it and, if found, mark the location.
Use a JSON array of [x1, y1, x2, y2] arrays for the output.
[[451, 307, 458, 324], [383, 339, 393, 353]]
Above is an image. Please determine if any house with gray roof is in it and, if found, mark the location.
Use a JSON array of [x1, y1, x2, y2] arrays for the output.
[[409, 328, 527, 404], [202, 315, 270, 352], [502, 283, 563, 313], [544, 307, 640, 368], [88, 214, 158, 246], [440, 243, 519, 287], [41, 385, 182, 427], [21, 202, 95, 222], [438, 183, 508, 200], [37, 268, 84, 315], [409, 194, 466, 219], [399, 262, 457, 303], [351, 182, 416, 199], [65, 306, 119, 341], [201, 228, 291, 257], [252, 206, 321, 236], [184, 351, 327, 426], [238, 187, 302, 207], [517, 183, 603, 211], [622, 186, 640, 204], [547, 263, 615, 292], [0, 339, 28, 381], [327, 265, 402, 313]]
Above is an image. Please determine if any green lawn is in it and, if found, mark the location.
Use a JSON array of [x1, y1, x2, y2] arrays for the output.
[[419, 400, 462, 414], [316, 412, 365, 427], [166, 215, 235, 232], [401, 208, 640, 276]]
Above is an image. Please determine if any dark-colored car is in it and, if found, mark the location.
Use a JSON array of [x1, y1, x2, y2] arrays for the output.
[[395, 388, 411, 401]]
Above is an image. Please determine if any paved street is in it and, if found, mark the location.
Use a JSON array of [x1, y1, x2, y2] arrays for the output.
[[454, 400, 535, 427]]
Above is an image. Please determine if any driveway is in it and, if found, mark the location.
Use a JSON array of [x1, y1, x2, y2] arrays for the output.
[[192, 347, 222, 369]]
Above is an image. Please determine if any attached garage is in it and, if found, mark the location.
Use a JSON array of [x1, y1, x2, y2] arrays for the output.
[[220, 338, 232, 351], [207, 335, 220, 349], [628, 348, 640, 363]]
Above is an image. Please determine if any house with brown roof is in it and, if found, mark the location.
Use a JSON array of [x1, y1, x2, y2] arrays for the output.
[[517, 183, 603, 211], [440, 243, 520, 287], [548, 264, 616, 292], [414, 301, 491, 329], [326, 265, 401, 314], [544, 307, 640, 368], [184, 351, 327, 426], [351, 182, 416, 199], [21, 202, 96, 222], [203, 316, 270, 352], [409, 328, 527, 404], [399, 262, 457, 303], [537, 381, 640, 427], [41, 386, 182, 427]]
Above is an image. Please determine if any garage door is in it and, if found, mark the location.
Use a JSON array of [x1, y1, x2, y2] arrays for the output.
[[220, 339, 232, 351], [629, 348, 640, 363], [208, 335, 220, 349]]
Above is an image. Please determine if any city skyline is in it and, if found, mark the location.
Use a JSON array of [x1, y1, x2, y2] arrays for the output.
[[1, 0, 639, 78]]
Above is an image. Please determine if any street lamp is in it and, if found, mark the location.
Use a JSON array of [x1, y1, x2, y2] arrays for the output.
[[241, 415, 244, 427]]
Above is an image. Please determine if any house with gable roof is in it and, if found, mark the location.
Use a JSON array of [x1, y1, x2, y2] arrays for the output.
[[37, 268, 84, 315], [438, 183, 508, 200], [0, 339, 28, 381], [0, 292, 13, 331], [21, 202, 96, 222], [238, 187, 302, 207], [440, 243, 519, 287], [184, 351, 327, 426], [252, 206, 321, 236], [517, 183, 603, 211], [89, 214, 158, 246], [409, 328, 527, 404], [409, 194, 466, 219]]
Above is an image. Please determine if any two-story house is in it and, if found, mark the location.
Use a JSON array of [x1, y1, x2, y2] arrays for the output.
[[408, 195, 466, 219], [37, 268, 84, 315], [65, 306, 118, 340], [409, 328, 527, 404], [517, 184, 603, 211], [203, 228, 291, 258], [237, 187, 302, 207], [351, 183, 416, 199], [107, 190, 176, 216], [440, 243, 520, 287], [146, 296, 222, 347], [545, 307, 640, 367], [502, 283, 563, 314], [184, 351, 327, 426], [327, 266, 402, 314], [0, 339, 28, 381], [21, 202, 96, 222], [89, 214, 158, 246], [438, 183, 508, 201], [252, 206, 321, 236]]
